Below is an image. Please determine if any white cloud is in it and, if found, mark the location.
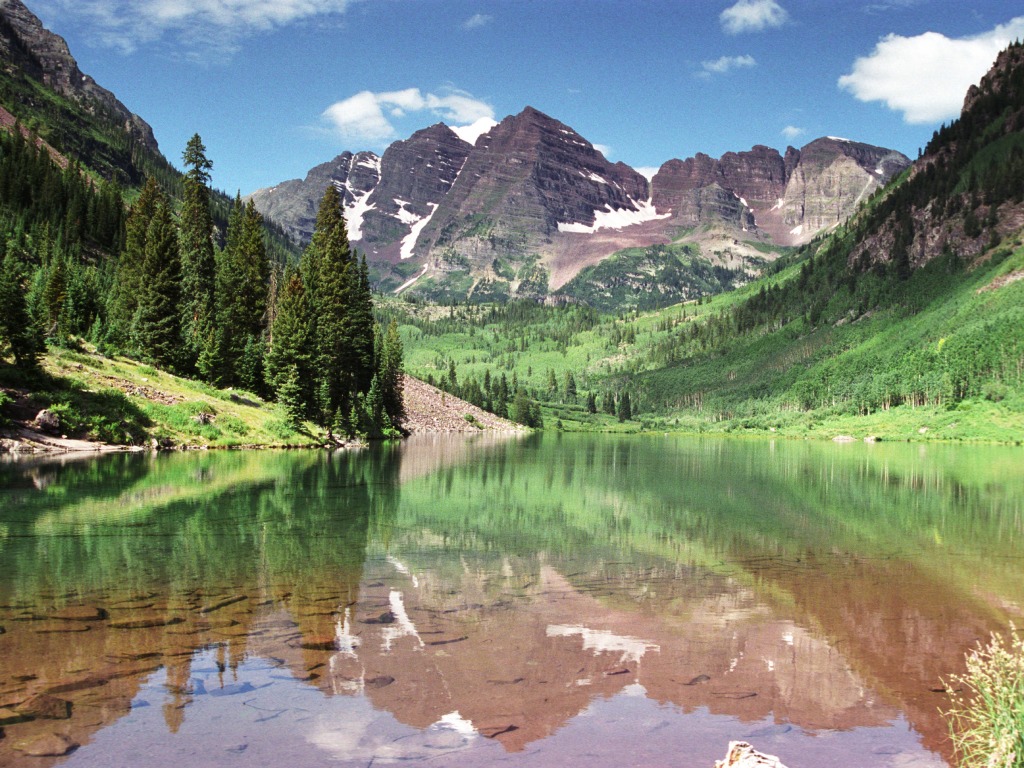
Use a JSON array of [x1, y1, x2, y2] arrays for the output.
[[322, 88, 495, 144], [462, 13, 492, 30], [838, 17, 1024, 123], [781, 125, 806, 140], [592, 143, 613, 158], [701, 54, 757, 75], [720, 0, 788, 34], [35, 0, 353, 55], [451, 117, 497, 145], [635, 166, 660, 181]]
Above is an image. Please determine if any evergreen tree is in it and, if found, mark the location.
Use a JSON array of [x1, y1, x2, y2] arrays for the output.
[[377, 318, 406, 429], [585, 391, 597, 414], [265, 268, 312, 425], [212, 195, 271, 389], [617, 391, 632, 422], [603, 390, 617, 416], [130, 198, 182, 370], [179, 134, 217, 373], [0, 251, 41, 368], [106, 177, 160, 351]]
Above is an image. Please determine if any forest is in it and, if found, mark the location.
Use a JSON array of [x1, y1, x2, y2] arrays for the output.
[[0, 127, 405, 440]]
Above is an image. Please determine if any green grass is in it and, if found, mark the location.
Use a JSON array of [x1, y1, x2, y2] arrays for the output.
[[1, 341, 321, 448], [945, 626, 1024, 768]]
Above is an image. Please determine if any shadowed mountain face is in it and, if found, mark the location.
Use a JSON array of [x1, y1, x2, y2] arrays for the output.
[[249, 107, 908, 303], [1, 436, 1020, 767]]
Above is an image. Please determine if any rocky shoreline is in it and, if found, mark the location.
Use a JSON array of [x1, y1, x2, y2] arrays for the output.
[[0, 375, 524, 457]]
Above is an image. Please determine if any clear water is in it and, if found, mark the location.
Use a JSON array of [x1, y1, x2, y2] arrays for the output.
[[1, 433, 1022, 767]]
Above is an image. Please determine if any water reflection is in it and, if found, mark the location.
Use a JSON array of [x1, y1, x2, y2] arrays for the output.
[[0, 435, 1021, 767]]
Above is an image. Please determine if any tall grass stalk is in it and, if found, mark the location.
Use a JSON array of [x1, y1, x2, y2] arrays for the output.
[[945, 625, 1024, 768]]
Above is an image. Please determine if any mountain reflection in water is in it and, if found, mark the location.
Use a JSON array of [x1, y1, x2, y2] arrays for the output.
[[0, 434, 1021, 767]]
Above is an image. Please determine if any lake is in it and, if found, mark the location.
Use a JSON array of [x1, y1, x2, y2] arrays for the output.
[[1, 434, 1022, 767]]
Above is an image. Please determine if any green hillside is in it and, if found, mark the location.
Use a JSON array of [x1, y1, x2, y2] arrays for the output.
[[386, 43, 1024, 442]]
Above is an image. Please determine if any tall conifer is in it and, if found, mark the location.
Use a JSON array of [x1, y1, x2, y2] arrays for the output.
[[179, 134, 216, 374], [131, 198, 182, 370]]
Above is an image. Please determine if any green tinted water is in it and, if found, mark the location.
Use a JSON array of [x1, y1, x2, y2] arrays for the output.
[[0, 434, 1021, 767]]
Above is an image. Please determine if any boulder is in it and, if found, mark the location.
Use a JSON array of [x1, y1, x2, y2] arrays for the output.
[[715, 741, 789, 768], [34, 409, 60, 433]]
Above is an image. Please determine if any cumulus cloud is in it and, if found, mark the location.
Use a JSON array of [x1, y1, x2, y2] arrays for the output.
[[838, 17, 1024, 123], [322, 88, 495, 144], [720, 0, 788, 34], [34, 0, 352, 54], [462, 13, 492, 30], [781, 125, 805, 140], [701, 54, 757, 75]]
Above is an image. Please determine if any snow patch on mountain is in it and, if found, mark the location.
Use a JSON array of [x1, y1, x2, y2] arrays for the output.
[[557, 198, 670, 234], [345, 189, 376, 240], [400, 202, 439, 260]]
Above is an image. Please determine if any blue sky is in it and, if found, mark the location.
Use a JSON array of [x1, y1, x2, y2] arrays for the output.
[[28, 0, 1024, 195]]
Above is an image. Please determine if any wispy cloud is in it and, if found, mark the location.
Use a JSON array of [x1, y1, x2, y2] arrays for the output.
[[593, 143, 613, 158], [838, 16, 1024, 123], [862, 0, 921, 13], [462, 13, 492, 30], [322, 87, 495, 144], [720, 0, 788, 34], [34, 0, 353, 56], [781, 125, 805, 140], [701, 54, 757, 76]]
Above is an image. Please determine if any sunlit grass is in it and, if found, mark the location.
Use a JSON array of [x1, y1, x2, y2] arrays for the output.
[[945, 626, 1024, 768]]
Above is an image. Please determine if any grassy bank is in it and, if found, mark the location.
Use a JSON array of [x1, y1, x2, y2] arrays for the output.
[[1, 342, 320, 448]]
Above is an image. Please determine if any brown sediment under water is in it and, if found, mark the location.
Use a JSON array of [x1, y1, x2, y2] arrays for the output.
[[1, 433, 1021, 767]]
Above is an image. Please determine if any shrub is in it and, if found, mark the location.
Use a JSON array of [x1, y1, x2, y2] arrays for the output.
[[944, 625, 1024, 768]]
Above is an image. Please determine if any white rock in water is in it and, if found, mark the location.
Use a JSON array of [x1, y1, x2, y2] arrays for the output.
[[715, 741, 789, 768]]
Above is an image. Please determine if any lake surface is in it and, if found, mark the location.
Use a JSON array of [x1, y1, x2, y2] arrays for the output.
[[1, 434, 1022, 768]]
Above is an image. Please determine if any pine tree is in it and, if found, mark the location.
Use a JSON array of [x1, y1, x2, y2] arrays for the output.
[[617, 391, 632, 422], [377, 318, 406, 429], [0, 251, 41, 368], [106, 177, 160, 351], [212, 195, 270, 389], [131, 198, 182, 370], [585, 391, 597, 414], [179, 134, 217, 374], [266, 268, 312, 425]]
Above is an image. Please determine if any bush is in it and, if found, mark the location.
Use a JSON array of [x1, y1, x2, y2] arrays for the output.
[[944, 625, 1024, 768], [984, 382, 1011, 403]]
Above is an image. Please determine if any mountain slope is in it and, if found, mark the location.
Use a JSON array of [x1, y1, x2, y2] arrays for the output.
[[251, 107, 908, 307], [382, 43, 1024, 441]]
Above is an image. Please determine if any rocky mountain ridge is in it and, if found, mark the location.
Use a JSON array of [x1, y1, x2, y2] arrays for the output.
[[0, 0, 158, 153], [250, 107, 909, 303]]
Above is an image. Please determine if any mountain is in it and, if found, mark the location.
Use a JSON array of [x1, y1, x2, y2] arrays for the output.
[[250, 107, 909, 305], [0, 0, 164, 185]]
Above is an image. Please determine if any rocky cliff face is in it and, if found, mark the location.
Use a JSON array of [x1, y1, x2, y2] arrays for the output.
[[248, 150, 381, 245], [0, 0, 158, 152], [250, 105, 910, 302], [652, 138, 910, 246]]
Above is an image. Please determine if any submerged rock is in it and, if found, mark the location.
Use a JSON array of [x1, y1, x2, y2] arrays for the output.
[[714, 741, 789, 768], [15, 693, 72, 720], [13, 732, 78, 757]]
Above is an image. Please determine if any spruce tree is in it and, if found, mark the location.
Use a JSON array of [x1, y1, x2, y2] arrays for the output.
[[213, 195, 270, 390], [179, 134, 217, 374], [131, 198, 182, 370], [0, 251, 41, 368], [377, 318, 406, 429], [617, 391, 632, 422], [265, 268, 313, 425], [106, 177, 160, 351]]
